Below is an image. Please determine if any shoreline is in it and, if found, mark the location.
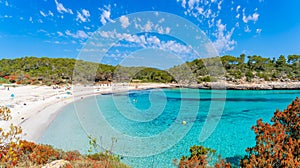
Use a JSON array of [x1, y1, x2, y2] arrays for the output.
[[172, 81, 300, 90], [0, 82, 299, 143], [0, 83, 172, 142]]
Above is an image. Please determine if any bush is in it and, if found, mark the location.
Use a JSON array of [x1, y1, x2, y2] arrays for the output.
[[245, 71, 254, 82], [19, 140, 60, 165], [0, 106, 129, 168], [241, 97, 300, 167], [0, 106, 22, 167], [197, 76, 218, 83], [10, 140, 129, 168], [178, 145, 230, 168], [197, 76, 211, 82], [231, 70, 242, 79], [87, 151, 120, 162], [257, 72, 270, 81]]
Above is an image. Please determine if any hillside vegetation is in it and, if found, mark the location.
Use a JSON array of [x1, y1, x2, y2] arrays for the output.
[[0, 54, 299, 85], [181, 54, 300, 83]]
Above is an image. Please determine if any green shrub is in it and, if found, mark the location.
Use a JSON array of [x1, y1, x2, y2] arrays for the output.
[[245, 71, 254, 82]]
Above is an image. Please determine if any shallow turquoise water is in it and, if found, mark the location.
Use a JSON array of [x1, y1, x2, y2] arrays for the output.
[[38, 88, 300, 167]]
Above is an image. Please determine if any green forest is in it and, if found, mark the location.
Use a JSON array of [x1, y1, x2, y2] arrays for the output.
[[0, 54, 299, 85]]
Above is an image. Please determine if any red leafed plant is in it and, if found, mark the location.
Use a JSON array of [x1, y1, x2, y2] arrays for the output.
[[20, 140, 61, 165], [0, 107, 22, 167], [241, 97, 300, 167], [178, 145, 231, 168]]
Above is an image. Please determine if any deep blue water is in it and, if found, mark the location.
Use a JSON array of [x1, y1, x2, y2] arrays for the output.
[[38, 88, 300, 167]]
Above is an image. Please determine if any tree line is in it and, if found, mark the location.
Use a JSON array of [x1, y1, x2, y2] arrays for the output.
[[0, 54, 299, 85]]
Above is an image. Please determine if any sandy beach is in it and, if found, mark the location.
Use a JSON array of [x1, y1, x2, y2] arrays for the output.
[[0, 83, 171, 142], [1, 81, 299, 142]]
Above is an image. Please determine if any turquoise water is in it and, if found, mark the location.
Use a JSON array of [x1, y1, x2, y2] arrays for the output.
[[38, 88, 300, 167]]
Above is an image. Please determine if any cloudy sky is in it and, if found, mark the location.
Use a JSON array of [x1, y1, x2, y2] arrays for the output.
[[0, 0, 299, 64]]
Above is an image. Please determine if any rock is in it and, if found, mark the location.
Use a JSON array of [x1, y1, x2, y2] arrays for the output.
[[42, 160, 71, 168], [174, 81, 300, 90]]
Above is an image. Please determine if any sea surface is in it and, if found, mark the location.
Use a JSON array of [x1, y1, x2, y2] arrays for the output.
[[38, 88, 300, 167]]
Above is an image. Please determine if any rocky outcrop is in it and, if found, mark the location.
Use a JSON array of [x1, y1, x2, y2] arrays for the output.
[[42, 160, 71, 168], [173, 81, 300, 90]]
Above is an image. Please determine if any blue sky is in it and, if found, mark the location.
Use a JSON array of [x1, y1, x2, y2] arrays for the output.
[[0, 0, 299, 64]]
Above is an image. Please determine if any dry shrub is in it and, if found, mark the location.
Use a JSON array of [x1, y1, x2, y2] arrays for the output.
[[241, 97, 300, 167], [0, 106, 22, 167]]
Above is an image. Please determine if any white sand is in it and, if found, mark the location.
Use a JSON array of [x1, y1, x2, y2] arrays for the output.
[[0, 83, 171, 142]]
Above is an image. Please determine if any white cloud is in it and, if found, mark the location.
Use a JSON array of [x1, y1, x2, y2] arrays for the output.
[[48, 10, 54, 16], [99, 5, 115, 25], [54, 0, 73, 14], [176, 0, 262, 53], [132, 18, 171, 34], [181, 0, 186, 8], [188, 0, 196, 10], [204, 9, 212, 18], [120, 15, 130, 28], [243, 12, 259, 23], [252, 13, 259, 22], [38, 29, 47, 33], [244, 25, 251, 32], [84, 26, 91, 30], [5, 0, 8, 6], [159, 40, 193, 55], [256, 28, 262, 34], [236, 5, 241, 12], [180, 0, 220, 20], [40, 10, 54, 17], [57, 31, 64, 36], [196, 7, 204, 15], [217, 1, 222, 10], [65, 30, 89, 39], [40, 11, 47, 17], [82, 9, 90, 17], [76, 12, 85, 22], [216, 19, 225, 31], [29, 16, 33, 23], [158, 18, 165, 23], [76, 9, 90, 23], [144, 21, 153, 32], [147, 36, 160, 45], [98, 30, 193, 56], [3, 14, 12, 18], [45, 40, 67, 45], [212, 19, 236, 53], [165, 27, 171, 34]]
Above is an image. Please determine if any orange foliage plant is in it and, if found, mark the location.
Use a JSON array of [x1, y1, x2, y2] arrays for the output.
[[179, 145, 230, 168], [0, 106, 22, 167], [241, 97, 300, 167]]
